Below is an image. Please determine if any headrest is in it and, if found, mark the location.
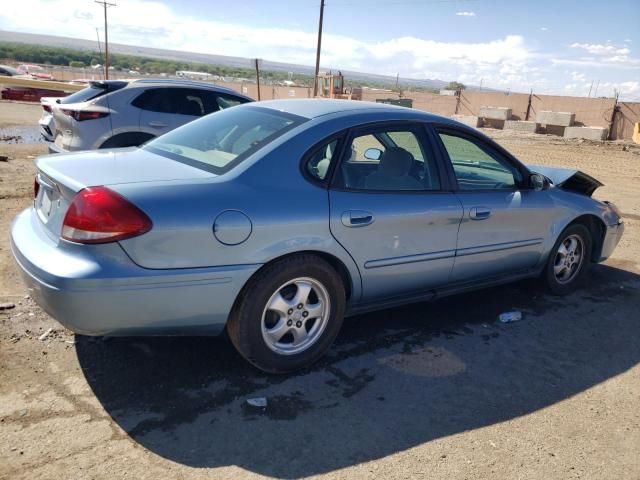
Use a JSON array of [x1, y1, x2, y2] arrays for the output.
[[378, 147, 413, 176]]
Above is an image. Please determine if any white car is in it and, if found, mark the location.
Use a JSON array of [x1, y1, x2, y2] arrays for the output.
[[38, 96, 64, 142], [48, 78, 252, 153]]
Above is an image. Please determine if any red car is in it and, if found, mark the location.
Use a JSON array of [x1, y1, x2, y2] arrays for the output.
[[1, 87, 67, 102]]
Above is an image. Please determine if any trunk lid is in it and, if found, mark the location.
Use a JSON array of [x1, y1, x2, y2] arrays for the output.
[[34, 148, 215, 240]]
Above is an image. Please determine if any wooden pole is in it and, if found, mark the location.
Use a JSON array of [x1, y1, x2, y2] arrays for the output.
[[525, 88, 533, 121], [95, 1, 116, 80], [255, 59, 261, 100], [313, 0, 325, 97]]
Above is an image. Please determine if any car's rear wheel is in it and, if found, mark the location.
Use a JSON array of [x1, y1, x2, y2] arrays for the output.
[[543, 224, 592, 295], [227, 254, 346, 373]]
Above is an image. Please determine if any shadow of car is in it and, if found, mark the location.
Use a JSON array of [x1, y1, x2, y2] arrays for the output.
[[75, 263, 640, 478]]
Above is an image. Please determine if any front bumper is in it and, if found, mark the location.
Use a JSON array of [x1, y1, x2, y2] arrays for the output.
[[10, 208, 260, 336], [599, 221, 624, 261]]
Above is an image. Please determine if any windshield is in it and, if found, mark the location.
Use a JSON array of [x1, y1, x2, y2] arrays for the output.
[[144, 106, 307, 174]]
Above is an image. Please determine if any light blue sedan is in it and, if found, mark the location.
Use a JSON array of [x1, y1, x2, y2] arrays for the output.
[[11, 100, 624, 372]]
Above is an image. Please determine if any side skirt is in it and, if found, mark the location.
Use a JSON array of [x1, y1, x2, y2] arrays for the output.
[[345, 267, 542, 317]]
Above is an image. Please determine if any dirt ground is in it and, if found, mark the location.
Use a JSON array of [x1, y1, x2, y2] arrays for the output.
[[1, 100, 639, 480]]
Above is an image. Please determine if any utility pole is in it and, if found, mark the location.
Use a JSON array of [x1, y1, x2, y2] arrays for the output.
[[607, 90, 619, 141], [587, 80, 594, 98], [95, 1, 116, 80], [254, 58, 261, 100], [313, 0, 325, 97]]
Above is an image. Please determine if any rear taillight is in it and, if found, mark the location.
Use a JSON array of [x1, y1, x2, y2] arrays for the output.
[[33, 176, 40, 198], [61, 109, 109, 121], [42, 104, 52, 113], [61, 187, 152, 244]]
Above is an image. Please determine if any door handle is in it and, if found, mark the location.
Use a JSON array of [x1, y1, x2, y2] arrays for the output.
[[148, 121, 168, 128], [341, 210, 374, 227], [469, 207, 491, 220]]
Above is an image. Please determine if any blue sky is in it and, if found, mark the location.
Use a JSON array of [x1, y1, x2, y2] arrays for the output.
[[1, 0, 639, 99]]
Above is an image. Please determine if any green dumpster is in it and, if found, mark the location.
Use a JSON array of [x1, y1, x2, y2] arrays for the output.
[[375, 98, 413, 108]]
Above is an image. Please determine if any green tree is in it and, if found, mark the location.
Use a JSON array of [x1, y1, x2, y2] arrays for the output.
[[446, 81, 466, 91]]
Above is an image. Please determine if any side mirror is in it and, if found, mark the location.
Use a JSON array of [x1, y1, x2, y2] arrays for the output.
[[364, 148, 382, 161], [529, 173, 547, 191]]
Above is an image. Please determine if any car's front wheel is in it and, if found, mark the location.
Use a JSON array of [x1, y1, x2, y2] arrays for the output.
[[227, 254, 346, 373], [543, 224, 592, 295]]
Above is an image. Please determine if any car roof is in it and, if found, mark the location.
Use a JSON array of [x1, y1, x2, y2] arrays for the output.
[[123, 78, 250, 97], [255, 98, 445, 121]]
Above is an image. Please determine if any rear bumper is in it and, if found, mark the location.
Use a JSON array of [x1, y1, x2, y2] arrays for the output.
[[10, 208, 260, 336], [599, 221, 624, 261]]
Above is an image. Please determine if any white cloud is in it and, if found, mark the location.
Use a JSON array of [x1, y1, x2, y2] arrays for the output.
[[540, 27, 548, 31], [619, 81, 640, 95], [570, 42, 630, 56], [455, 11, 476, 17], [0, 0, 638, 98], [571, 71, 586, 81]]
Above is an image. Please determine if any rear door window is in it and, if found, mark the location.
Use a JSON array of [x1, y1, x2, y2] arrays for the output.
[[131, 88, 175, 113]]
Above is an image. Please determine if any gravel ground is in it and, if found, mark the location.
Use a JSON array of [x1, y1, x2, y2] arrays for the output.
[[1, 100, 639, 480]]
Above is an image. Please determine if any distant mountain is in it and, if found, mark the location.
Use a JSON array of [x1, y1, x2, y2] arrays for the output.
[[0, 30, 450, 90]]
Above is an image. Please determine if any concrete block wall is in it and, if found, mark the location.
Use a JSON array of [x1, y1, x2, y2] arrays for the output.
[[458, 91, 529, 120], [451, 115, 481, 128], [564, 126, 608, 141], [530, 95, 615, 130], [478, 106, 512, 120], [535, 111, 575, 127], [504, 120, 538, 133], [612, 102, 640, 141]]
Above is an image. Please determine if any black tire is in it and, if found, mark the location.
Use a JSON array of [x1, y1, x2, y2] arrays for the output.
[[543, 224, 592, 295], [227, 254, 346, 373]]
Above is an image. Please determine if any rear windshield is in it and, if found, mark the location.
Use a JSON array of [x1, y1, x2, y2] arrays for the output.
[[60, 81, 127, 104], [144, 105, 307, 174]]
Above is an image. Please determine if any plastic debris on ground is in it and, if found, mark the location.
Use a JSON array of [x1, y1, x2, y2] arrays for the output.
[[498, 311, 523, 323], [246, 397, 268, 408], [38, 328, 53, 341]]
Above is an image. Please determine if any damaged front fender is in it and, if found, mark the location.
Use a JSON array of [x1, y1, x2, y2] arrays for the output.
[[528, 165, 604, 197]]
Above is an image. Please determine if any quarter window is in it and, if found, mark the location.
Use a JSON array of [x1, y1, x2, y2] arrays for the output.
[[438, 133, 518, 190], [306, 139, 340, 181]]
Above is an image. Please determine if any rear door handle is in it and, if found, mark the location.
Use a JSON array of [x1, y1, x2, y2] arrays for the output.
[[341, 210, 374, 227], [148, 121, 168, 128], [469, 207, 491, 220]]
